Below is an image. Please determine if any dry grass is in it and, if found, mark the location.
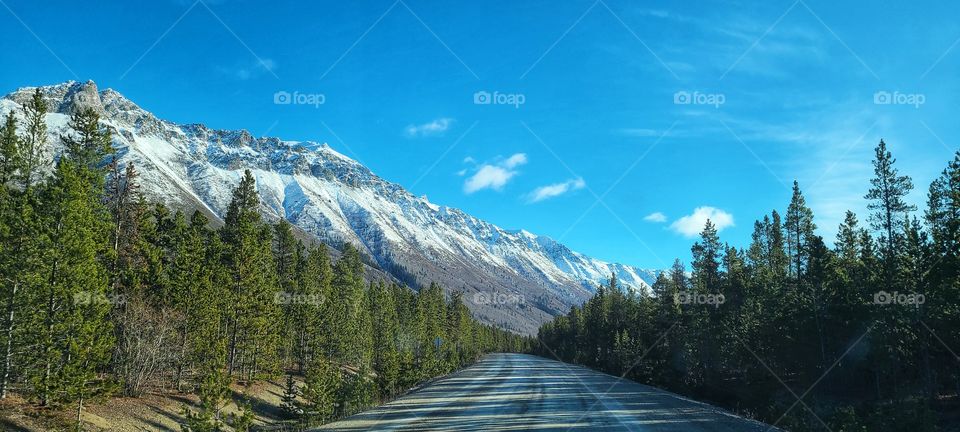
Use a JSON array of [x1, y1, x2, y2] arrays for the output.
[[0, 378, 301, 432]]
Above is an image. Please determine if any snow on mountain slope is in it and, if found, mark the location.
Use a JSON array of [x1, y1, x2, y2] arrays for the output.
[[1, 81, 662, 334]]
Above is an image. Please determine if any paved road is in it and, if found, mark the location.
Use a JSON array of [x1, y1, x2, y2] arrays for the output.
[[318, 353, 777, 431]]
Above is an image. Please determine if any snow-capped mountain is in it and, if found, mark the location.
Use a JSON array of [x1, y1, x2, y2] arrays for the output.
[[1, 81, 661, 334]]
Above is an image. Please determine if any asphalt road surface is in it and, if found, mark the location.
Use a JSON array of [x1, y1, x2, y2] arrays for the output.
[[318, 353, 778, 431]]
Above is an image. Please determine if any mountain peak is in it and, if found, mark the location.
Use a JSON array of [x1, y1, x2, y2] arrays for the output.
[[4, 80, 105, 115], [0, 81, 662, 333]]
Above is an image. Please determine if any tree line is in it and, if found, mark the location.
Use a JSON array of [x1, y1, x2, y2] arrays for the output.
[[537, 140, 960, 431], [0, 90, 529, 431]]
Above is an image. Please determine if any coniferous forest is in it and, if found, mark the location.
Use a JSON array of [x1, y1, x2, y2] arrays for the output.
[[537, 138, 960, 430], [0, 90, 528, 430]]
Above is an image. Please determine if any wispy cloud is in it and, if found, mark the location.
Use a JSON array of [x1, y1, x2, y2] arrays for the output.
[[643, 212, 667, 223], [405, 118, 454, 137], [616, 128, 673, 138], [222, 58, 276, 80], [713, 100, 892, 240], [670, 206, 734, 237], [527, 178, 585, 203], [463, 153, 527, 194]]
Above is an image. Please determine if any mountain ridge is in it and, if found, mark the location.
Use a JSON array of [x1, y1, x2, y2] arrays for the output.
[[1, 80, 662, 334]]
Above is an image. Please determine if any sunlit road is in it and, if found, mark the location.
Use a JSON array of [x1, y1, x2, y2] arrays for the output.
[[318, 353, 777, 431]]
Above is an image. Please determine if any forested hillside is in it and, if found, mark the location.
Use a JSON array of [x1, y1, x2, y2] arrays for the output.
[[537, 140, 960, 431], [0, 90, 529, 431]]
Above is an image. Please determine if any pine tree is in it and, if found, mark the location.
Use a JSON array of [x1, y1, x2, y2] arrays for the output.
[[689, 220, 723, 390], [369, 282, 401, 397], [0, 95, 48, 400], [280, 373, 300, 416], [20, 89, 48, 187], [785, 180, 816, 285], [222, 170, 281, 379], [106, 160, 147, 296], [300, 358, 341, 425], [340, 366, 375, 416], [181, 362, 229, 431], [865, 139, 915, 287], [30, 108, 114, 425], [297, 243, 333, 372], [0, 112, 18, 186], [274, 219, 300, 368], [446, 292, 476, 368], [329, 244, 369, 367]]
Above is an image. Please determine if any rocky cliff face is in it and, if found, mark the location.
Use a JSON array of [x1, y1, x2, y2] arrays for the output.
[[1, 80, 662, 334]]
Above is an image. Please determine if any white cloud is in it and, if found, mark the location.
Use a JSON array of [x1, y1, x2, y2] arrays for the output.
[[226, 59, 276, 80], [503, 153, 527, 168], [463, 153, 527, 194], [405, 118, 453, 137], [527, 178, 585, 203], [616, 128, 678, 138], [643, 212, 667, 223], [670, 206, 734, 238]]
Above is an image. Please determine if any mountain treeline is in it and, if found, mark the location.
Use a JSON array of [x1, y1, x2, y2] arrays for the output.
[[0, 90, 528, 431], [537, 140, 960, 431]]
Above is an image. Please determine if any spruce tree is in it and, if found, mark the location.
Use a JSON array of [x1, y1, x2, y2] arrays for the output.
[[0, 94, 48, 400], [329, 244, 368, 367], [300, 358, 341, 425], [785, 180, 816, 285], [31, 108, 114, 425], [369, 282, 401, 396], [0, 113, 18, 186], [222, 170, 281, 379], [297, 243, 333, 372], [865, 139, 915, 286], [274, 219, 300, 368]]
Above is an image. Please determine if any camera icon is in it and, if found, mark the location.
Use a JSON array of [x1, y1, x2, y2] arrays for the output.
[[274, 91, 292, 105], [474, 91, 491, 105], [673, 91, 691, 105], [873, 290, 892, 305], [873, 91, 891, 105]]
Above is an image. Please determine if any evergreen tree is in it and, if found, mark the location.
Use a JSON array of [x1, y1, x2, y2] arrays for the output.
[[222, 170, 281, 379], [0, 112, 18, 186], [181, 362, 229, 432], [329, 244, 370, 367], [865, 139, 915, 286], [0, 95, 48, 400], [300, 358, 341, 425], [297, 243, 332, 372], [369, 282, 401, 397], [785, 180, 816, 285], [280, 373, 300, 416], [274, 219, 301, 368], [30, 108, 114, 425]]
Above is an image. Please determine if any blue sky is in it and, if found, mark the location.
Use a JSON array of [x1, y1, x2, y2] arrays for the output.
[[1, 0, 958, 269]]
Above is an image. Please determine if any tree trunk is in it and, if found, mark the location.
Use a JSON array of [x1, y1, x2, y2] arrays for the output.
[[76, 394, 84, 431], [175, 329, 187, 392], [0, 281, 17, 399]]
